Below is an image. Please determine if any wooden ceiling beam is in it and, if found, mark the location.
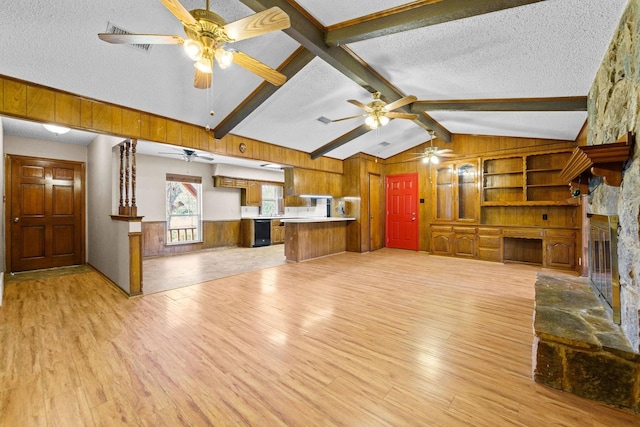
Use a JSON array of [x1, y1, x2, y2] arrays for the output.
[[326, 0, 545, 46], [238, 0, 452, 148], [310, 123, 371, 160], [215, 47, 314, 138], [412, 96, 588, 112]]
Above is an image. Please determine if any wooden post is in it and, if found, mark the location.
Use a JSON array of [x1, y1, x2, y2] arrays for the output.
[[117, 139, 137, 217], [131, 139, 137, 217]]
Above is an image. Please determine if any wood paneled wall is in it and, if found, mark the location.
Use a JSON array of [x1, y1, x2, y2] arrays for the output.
[[0, 74, 342, 174], [342, 153, 384, 253], [216, 134, 343, 173], [383, 134, 580, 253], [142, 220, 240, 257], [0, 75, 212, 150]]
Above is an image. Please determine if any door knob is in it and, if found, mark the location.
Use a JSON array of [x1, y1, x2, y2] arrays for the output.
[[13, 217, 19, 223]]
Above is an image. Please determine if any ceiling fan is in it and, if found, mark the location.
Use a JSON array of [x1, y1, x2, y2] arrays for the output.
[[332, 92, 419, 129], [403, 130, 456, 164], [98, 0, 290, 89], [159, 148, 214, 162]]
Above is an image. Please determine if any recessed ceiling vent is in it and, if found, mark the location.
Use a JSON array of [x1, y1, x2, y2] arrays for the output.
[[378, 141, 391, 147], [317, 116, 331, 125], [105, 22, 152, 53]]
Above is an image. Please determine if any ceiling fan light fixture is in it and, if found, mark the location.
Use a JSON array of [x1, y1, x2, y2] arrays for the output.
[[183, 39, 204, 61], [194, 56, 213, 73], [42, 124, 71, 135], [365, 115, 376, 128], [379, 115, 390, 127], [215, 48, 234, 69], [430, 155, 440, 165]]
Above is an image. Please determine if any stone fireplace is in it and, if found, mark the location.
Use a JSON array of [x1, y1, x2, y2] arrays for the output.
[[533, 0, 640, 412], [588, 213, 621, 324]]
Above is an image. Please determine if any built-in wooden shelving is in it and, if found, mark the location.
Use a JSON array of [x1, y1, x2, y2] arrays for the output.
[[481, 150, 573, 206]]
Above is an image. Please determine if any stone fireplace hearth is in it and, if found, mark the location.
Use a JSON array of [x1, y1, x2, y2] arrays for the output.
[[533, 273, 640, 412]]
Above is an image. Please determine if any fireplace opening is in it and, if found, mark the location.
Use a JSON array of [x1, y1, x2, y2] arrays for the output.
[[587, 213, 621, 324]]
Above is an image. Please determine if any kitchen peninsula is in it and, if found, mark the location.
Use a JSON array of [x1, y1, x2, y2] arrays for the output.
[[282, 217, 355, 262]]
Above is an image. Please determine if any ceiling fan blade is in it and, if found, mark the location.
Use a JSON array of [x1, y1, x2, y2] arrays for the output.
[[384, 95, 417, 111], [160, 0, 197, 26], [347, 99, 373, 112], [158, 152, 183, 155], [438, 153, 458, 157], [198, 156, 215, 161], [331, 114, 367, 123], [232, 51, 286, 86], [223, 7, 290, 42], [386, 112, 418, 120], [98, 33, 184, 45], [438, 149, 453, 154], [194, 67, 212, 89]]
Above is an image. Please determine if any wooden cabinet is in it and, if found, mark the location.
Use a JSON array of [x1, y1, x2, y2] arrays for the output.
[[477, 227, 502, 262], [429, 225, 576, 270], [214, 176, 248, 189], [284, 168, 342, 197], [481, 150, 573, 206], [241, 181, 262, 206], [240, 219, 254, 247], [433, 160, 479, 223], [431, 225, 453, 256], [453, 226, 475, 257], [271, 219, 285, 244], [544, 229, 575, 269]]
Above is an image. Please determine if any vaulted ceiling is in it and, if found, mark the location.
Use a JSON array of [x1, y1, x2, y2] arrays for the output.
[[0, 0, 629, 163]]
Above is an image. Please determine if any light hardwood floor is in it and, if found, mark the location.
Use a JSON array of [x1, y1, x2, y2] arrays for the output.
[[143, 245, 287, 294], [1, 249, 639, 426]]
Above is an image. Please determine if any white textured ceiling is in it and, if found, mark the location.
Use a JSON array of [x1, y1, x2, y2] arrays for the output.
[[0, 0, 630, 163]]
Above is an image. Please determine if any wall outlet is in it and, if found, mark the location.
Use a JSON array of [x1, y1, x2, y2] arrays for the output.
[[542, 214, 548, 220]]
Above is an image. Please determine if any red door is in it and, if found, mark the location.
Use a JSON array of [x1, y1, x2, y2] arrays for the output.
[[386, 173, 419, 250]]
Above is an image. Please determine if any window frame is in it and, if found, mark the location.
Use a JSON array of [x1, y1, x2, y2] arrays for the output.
[[165, 174, 203, 245]]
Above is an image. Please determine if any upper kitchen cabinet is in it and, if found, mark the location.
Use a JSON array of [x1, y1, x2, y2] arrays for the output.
[[241, 181, 262, 206], [284, 168, 342, 198], [432, 160, 480, 223]]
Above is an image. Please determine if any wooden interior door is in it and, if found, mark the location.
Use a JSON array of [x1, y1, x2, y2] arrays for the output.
[[386, 173, 419, 251], [369, 173, 383, 251], [8, 155, 85, 272]]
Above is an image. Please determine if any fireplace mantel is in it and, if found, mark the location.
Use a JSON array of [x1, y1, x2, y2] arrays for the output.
[[560, 133, 633, 188]]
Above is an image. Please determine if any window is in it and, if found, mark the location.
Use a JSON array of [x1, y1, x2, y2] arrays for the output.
[[166, 174, 202, 244], [261, 184, 283, 216]]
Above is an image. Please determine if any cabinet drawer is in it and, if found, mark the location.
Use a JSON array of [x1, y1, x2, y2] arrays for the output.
[[477, 227, 501, 235], [234, 179, 248, 188], [478, 247, 502, 262], [431, 225, 453, 233], [478, 235, 501, 249], [544, 229, 575, 238], [503, 228, 543, 239], [453, 226, 475, 234]]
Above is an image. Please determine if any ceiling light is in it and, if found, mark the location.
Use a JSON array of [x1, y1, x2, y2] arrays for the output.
[[42, 124, 71, 135], [215, 49, 234, 69], [430, 155, 439, 165], [183, 39, 204, 61], [379, 116, 390, 126], [194, 56, 213, 73], [261, 163, 283, 169]]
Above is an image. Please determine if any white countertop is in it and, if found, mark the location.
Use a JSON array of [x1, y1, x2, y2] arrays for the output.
[[280, 217, 355, 223]]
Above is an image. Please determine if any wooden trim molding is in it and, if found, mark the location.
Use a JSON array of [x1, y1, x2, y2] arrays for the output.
[[166, 173, 202, 184], [129, 231, 143, 296]]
